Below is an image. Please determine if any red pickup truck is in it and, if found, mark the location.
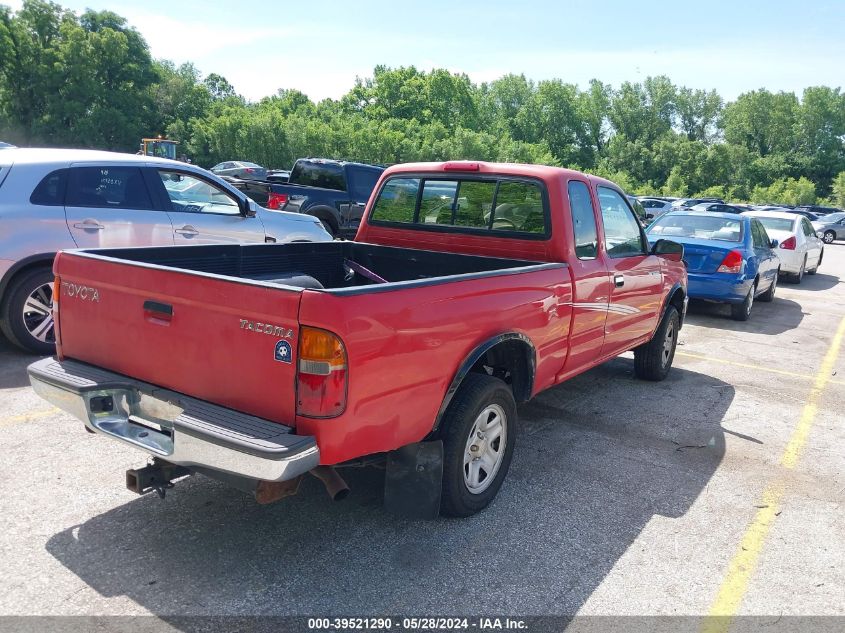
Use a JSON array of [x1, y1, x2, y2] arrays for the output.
[[28, 161, 687, 518]]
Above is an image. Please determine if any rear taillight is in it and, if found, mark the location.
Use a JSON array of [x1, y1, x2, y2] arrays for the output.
[[296, 327, 347, 418], [52, 274, 63, 359], [245, 168, 254, 173], [717, 250, 744, 274], [267, 192, 288, 209], [779, 236, 796, 250]]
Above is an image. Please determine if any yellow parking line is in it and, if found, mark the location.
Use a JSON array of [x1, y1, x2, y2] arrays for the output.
[[703, 316, 845, 631], [0, 407, 59, 427], [676, 350, 845, 386]]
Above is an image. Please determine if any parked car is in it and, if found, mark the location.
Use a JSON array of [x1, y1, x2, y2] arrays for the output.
[[28, 160, 687, 518], [0, 141, 16, 149], [781, 208, 821, 221], [646, 210, 779, 321], [0, 148, 331, 354], [639, 198, 674, 220], [745, 211, 823, 282], [812, 211, 845, 244], [230, 158, 386, 238], [266, 169, 290, 183], [795, 205, 840, 217], [210, 161, 268, 181], [671, 197, 725, 209], [689, 203, 746, 214]]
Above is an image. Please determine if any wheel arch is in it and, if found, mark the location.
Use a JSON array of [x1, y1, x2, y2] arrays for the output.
[[305, 205, 340, 233], [432, 333, 536, 433], [0, 253, 56, 306]]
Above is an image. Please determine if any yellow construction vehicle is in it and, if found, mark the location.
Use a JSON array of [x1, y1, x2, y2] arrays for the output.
[[140, 137, 178, 160]]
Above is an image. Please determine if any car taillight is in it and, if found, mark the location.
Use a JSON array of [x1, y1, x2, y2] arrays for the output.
[[717, 250, 744, 273], [267, 192, 288, 209], [296, 327, 347, 418], [245, 168, 254, 173], [53, 274, 63, 359], [779, 236, 796, 250]]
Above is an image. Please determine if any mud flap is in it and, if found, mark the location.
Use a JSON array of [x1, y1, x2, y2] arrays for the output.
[[384, 440, 443, 519]]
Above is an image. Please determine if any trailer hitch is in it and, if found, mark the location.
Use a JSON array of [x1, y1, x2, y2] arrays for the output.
[[126, 459, 190, 499]]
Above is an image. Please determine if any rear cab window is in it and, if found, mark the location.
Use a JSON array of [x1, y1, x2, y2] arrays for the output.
[[369, 175, 549, 238], [290, 161, 347, 191]]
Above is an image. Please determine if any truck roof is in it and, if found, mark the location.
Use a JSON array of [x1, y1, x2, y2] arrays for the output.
[[381, 161, 620, 189]]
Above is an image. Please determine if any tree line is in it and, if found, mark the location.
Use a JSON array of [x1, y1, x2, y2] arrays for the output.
[[2, 0, 845, 206]]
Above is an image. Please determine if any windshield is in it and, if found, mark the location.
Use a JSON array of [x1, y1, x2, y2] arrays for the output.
[[756, 217, 796, 233], [647, 214, 744, 242]]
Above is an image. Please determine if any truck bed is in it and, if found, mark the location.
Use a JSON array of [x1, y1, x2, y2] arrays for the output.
[[52, 242, 570, 463]]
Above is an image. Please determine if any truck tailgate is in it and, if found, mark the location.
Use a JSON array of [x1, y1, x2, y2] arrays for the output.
[[54, 251, 301, 425]]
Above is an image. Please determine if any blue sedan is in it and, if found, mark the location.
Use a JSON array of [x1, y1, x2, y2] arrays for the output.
[[646, 211, 780, 321]]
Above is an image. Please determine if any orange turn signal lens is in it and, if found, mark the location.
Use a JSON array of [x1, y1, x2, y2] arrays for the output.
[[299, 327, 346, 374]]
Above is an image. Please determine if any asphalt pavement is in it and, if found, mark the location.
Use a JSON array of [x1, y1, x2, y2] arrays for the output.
[[0, 243, 843, 627]]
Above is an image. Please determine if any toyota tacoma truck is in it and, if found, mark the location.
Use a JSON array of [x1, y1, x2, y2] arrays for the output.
[[28, 161, 687, 518]]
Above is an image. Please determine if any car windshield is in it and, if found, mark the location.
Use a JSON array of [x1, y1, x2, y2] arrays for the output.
[[822, 212, 845, 222], [240, 162, 262, 168], [756, 217, 795, 232], [647, 214, 744, 242]]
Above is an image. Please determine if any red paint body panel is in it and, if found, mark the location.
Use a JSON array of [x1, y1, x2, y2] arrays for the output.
[[53, 161, 686, 468]]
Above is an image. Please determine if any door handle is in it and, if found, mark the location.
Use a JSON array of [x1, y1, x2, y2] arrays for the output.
[[175, 226, 199, 236], [73, 220, 104, 230], [143, 300, 173, 325], [614, 274, 625, 287]]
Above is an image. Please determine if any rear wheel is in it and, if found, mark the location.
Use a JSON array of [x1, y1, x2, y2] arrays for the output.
[[634, 305, 679, 381], [731, 283, 755, 321], [0, 267, 56, 354], [759, 270, 778, 301], [440, 373, 516, 517]]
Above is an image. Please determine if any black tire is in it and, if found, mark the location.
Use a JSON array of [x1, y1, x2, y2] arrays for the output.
[[634, 305, 680, 382], [730, 283, 755, 321], [823, 230, 835, 244], [759, 270, 777, 302], [439, 373, 517, 517], [791, 256, 806, 284], [0, 267, 56, 354], [308, 207, 338, 238]]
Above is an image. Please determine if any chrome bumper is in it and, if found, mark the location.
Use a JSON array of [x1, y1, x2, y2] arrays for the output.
[[28, 358, 319, 482]]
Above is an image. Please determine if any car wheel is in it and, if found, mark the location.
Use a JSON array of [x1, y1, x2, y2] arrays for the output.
[[731, 283, 755, 321], [439, 373, 516, 517], [792, 256, 806, 284], [759, 270, 778, 302], [823, 230, 835, 244], [0, 267, 56, 354], [634, 305, 680, 381]]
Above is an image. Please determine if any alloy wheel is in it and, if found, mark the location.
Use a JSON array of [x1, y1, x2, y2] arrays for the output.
[[22, 281, 55, 344]]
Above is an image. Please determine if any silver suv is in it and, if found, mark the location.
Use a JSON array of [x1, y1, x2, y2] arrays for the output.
[[0, 148, 331, 353]]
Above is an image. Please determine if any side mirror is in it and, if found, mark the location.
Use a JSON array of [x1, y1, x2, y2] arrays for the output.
[[651, 238, 684, 262], [241, 199, 257, 218], [646, 213, 654, 219], [770, 239, 779, 248]]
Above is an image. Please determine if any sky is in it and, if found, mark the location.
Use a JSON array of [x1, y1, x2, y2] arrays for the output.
[[5, 0, 845, 103]]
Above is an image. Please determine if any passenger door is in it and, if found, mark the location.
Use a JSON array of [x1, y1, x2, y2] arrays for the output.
[[800, 217, 823, 268], [561, 180, 611, 376], [595, 186, 664, 357], [750, 220, 778, 287], [153, 169, 266, 244], [64, 165, 174, 248]]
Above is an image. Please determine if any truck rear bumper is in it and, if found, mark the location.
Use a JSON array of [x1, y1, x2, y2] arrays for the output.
[[28, 358, 319, 482]]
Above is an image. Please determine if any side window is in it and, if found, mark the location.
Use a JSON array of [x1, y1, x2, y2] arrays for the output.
[[66, 166, 152, 210], [751, 220, 769, 247], [158, 171, 241, 215], [492, 180, 546, 233], [597, 187, 646, 257], [30, 169, 68, 206], [348, 169, 382, 202], [370, 178, 420, 223], [802, 219, 815, 236], [567, 180, 598, 259]]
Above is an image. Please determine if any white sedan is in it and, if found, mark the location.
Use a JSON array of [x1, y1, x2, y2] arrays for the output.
[[745, 210, 824, 283]]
